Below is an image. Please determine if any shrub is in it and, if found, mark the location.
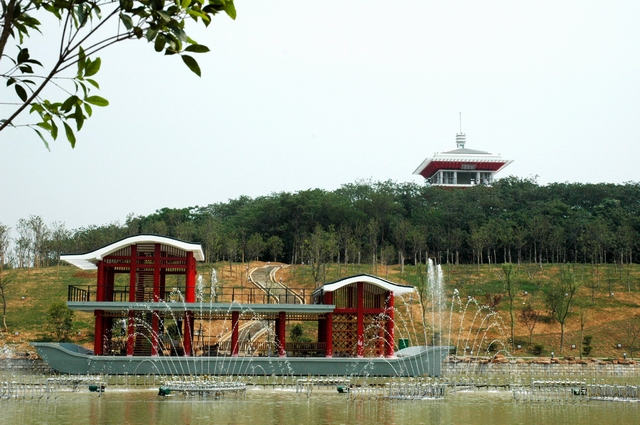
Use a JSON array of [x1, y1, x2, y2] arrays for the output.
[[47, 302, 74, 341], [582, 335, 593, 356], [532, 343, 544, 355]]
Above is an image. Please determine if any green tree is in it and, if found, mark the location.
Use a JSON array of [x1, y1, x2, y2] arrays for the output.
[[501, 262, 520, 352], [245, 233, 265, 261], [520, 302, 540, 345], [1, 0, 236, 147], [0, 272, 14, 332], [266, 235, 284, 262], [47, 301, 74, 341], [623, 318, 640, 359], [305, 225, 338, 285], [545, 265, 581, 353]]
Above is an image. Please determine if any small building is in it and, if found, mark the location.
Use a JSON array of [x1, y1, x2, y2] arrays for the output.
[[413, 132, 512, 187]]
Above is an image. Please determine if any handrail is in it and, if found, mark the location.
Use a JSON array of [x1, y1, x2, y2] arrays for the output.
[[67, 284, 316, 304]]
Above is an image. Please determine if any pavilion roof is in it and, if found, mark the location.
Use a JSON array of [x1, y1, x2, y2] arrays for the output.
[[61, 234, 205, 270], [314, 274, 415, 296]]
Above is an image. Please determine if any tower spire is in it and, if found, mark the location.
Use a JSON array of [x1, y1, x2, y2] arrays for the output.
[[456, 112, 466, 149]]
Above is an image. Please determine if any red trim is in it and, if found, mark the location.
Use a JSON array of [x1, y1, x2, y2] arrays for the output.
[[104, 254, 188, 261], [333, 308, 386, 314], [98, 262, 187, 270], [419, 160, 507, 179]]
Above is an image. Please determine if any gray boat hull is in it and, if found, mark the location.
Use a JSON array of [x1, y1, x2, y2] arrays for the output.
[[32, 343, 451, 377]]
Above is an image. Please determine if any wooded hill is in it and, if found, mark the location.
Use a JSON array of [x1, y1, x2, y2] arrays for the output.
[[6, 178, 638, 279]]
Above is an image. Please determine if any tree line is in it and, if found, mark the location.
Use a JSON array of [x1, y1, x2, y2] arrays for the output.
[[1, 178, 639, 279]]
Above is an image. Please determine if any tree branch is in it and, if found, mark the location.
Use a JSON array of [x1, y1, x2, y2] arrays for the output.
[[0, 0, 18, 62]]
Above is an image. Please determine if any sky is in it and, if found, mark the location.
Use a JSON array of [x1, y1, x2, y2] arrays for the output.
[[1, 0, 640, 232]]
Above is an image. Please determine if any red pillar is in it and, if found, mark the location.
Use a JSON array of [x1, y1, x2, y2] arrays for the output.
[[324, 292, 333, 358], [231, 311, 240, 357], [153, 244, 161, 302], [184, 252, 195, 354], [128, 245, 137, 302], [357, 282, 364, 358], [183, 312, 193, 356], [94, 261, 105, 355], [159, 272, 166, 301], [185, 252, 196, 303], [151, 244, 161, 356], [278, 311, 286, 357], [94, 311, 104, 355], [385, 291, 395, 358], [274, 317, 280, 355], [127, 310, 135, 356], [106, 268, 115, 301], [96, 261, 105, 302], [151, 313, 159, 356], [127, 246, 137, 356]]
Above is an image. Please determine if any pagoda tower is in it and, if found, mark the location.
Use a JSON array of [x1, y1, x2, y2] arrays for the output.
[[413, 131, 512, 187]]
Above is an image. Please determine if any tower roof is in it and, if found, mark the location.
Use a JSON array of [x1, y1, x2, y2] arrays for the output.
[[413, 132, 512, 180]]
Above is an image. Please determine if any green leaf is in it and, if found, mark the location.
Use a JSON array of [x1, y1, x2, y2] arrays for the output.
[[86, 78, 100, 89], [36, 122, 52, 131], [61, 95, 79, 112], [84, 103, 93, 117], [85, 57, 101, 77], [181, 55, 201, 76], [181, 0, 192, 8], [34, 129, 50, 151], [224, 1, 236, 19], [73, 105, 85, 131], [63, 122, 76, 148], [120, 13, 134, 30], [30, 103, 44, 114], [154, 34, 166, 52], [51, 121, 59, 140], [85, 96, 109, 107], [146, 27, 159, 42], [19, 64, 33, 74], [15, 84, 28, 101], [185, 44, 209, 53], [17, 48, 30, 64], [186, 9, 208, 21]]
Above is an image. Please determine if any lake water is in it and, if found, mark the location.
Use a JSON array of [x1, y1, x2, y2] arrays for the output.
[[1, 386, 639, 425]]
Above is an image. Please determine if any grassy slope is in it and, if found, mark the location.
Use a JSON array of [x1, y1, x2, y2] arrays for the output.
[[2, 261, 639, 359]]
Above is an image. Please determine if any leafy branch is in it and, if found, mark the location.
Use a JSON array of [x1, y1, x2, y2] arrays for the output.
[[0, 0, 236, 148]]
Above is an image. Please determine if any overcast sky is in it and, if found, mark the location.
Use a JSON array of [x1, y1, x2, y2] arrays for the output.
[[2, 0, 639, 232]]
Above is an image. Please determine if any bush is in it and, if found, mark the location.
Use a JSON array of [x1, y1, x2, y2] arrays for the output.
[[532, 343, 544, 355], [582, 335, 593, 356], [47, 302, 74, 341]]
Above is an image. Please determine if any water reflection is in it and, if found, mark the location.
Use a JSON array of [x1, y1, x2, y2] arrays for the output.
[[1, 389, 639, 425]]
